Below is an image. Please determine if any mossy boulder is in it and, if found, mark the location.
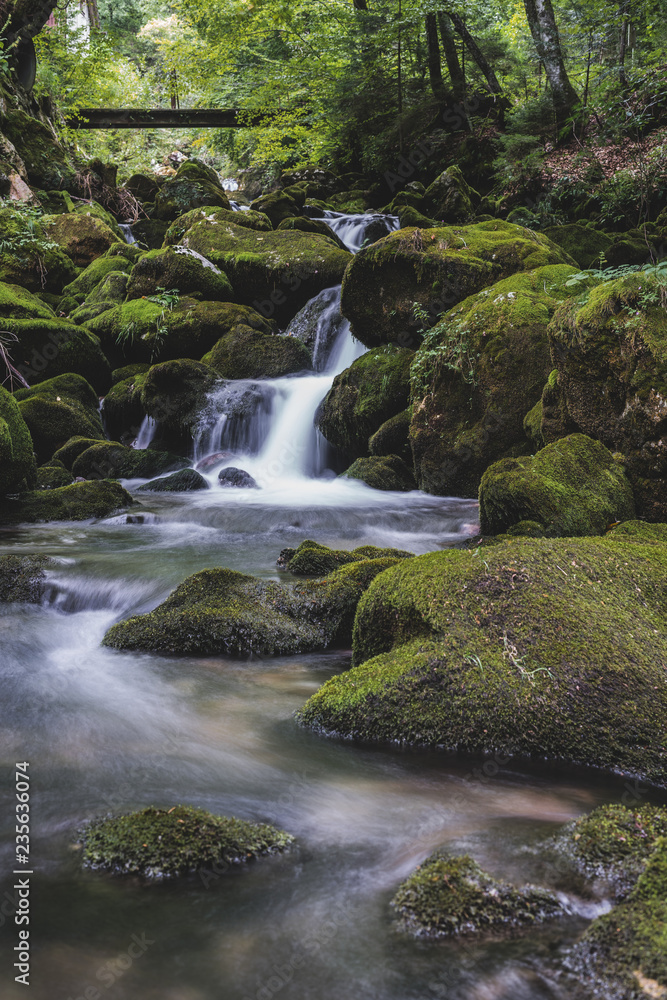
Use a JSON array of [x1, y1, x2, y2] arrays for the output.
[[0, 385, 35, 495], [409, 266, 579, 497], [71, 442, 189, 481], [86, 297, 258, 367], [0, 554, 50, 602], [250, 190, 301, 227], [392, 853, 560, 937], [0, 208, 77, 294], [154, 175, 231, 221], [35, 461, 74, 489], [131, 219, 170, 250], [277, 216, 349, 251], [542, 224, 613, 269], [166, 214, 352, 325], [316, 346, 414, 464], [547, 273, 667, 521], [368, 409, 412, 462], [608, 519, 667, 542], [69, 271, 130, 324], [60, 244, 139, 307], [42, 213, 122, 269], [298, 535, 667, 785], [136, 468, 209, 492], [139, 359, 222, 453], [122, 173, 160, 202], [0, 281, 55, 320], [175, 159, 222, 187], [479, 433, 635, 537], [0, 480, 133, 524], [279, 539, 413, 576], [568, 838, 667, 1000], [125, 246, 235, 302], [340, 221, 577, 349], [80, 805, 293, 878], [523, 399, 544, 451], [101, 373, 147, 445], [342, 455, 416, 492], [103, 557, 402, 657], [1, 110, 76, 190], [53, 435, 111, 471], [5, 317, 111, 392], [163, 206, 273, 246], [15, 374, 105, 462], [201, 327, 312, 379], [423, 165, 479, 224]]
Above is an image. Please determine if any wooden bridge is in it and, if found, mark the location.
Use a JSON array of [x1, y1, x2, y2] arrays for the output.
[[65, 108, 276, 129]]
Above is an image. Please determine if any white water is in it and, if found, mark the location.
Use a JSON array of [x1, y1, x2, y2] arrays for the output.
[[133, 415, 156, 449], [118, 223, 136, 244], [323, 210, 400, 252]]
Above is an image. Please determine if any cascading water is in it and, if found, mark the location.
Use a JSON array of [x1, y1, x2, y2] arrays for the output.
[[321, 210, 399, 252]]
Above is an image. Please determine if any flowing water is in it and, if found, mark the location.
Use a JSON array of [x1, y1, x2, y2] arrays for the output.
[[0, 212, 660, 1000]]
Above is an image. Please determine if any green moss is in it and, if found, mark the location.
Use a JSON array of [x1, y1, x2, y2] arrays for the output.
[[136, 469, 209, 492], [139, 359, 221, 452], [111, 363, 151, 385], [35, 463, 74, 489], [125, 246, 234, 302], [71, 442, 189, 481], [0, 211, 77, 295], [0, 384, 35, 495], [101, 373, 147, 443], [80, 805, 293, 878], [570, 838, 667, 998], [154, 176, 231, 221], [423, 165, 479, 224], [69, 271, 130, 325], [1, 109, 76, 190], [542, 224, 613, 269], [523, 399, 544, 451], [0, 480, 134, 524], [479, 433, 635, 536], [103, 557, 402, 657], [60, 247, 137, 304], [201, 326, 312, 379], [548, 272, 667, 520], [0, 554, 50, 602], [608, 520, 667, 542], [249, 190, 301, 227], [277, 216, 349, 251], [317, 346, 414, 463], [281, 539, 413, 576], [368, 409, 411, 461], [164, 213, 352, 325], [409, 265, 579, 497], [341, 220, 577, 349], [342, 454, 416, 491], [392, 853, 560, 937], [53, 435, 109, 471], [0, 282, 54, 320], [4, 316, 111, 393], [16, 374, 105, 462], [298, 535, 667, 785], [163, 207, 272, 246], [42, 213, 121, 269]]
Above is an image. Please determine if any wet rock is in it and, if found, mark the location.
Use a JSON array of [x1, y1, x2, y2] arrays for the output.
[[35, 461, 74, 490], [217, 467, 258, 489], [368, 409, 411, 462], [342, 454, 416, 492], [15, 374, 105, 462], [5, 316, 111, 392], [0, 554, 51, 602], [137, 468, 209, 492], [42, 212, 122, 268], [0, 480, 134, 524], [125, 246, 235, 302], [71, 442, 189, 481], [279, 539, 413, 576], [139, 358, 222, 453], [80, 805, 294, 878], [201, 327, 312, 380], [0, 384, 36, 495]]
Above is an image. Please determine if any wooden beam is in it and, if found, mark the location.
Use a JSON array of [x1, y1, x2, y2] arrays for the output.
[[65, 108, 276, 129]]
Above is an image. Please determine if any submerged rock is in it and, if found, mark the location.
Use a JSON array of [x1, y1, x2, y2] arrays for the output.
[[0, 554, 51, 602], [80, 805, 293, 878], [298, 534, 667, 785], [102, 557, 402, 657], [138, 469, 209, 493], [217, 467, 259, 489], [392, 853, 560, 937], [478, 433, 635, 537], [0, 480, 134, 524]]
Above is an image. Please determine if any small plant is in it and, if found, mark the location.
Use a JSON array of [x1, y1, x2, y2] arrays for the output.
[[115, 322, 138, 350], [411, 309, 480, 398], [147, 287, 180, 309], [0, 332, 29, 391], [0, 202, 61, 287]]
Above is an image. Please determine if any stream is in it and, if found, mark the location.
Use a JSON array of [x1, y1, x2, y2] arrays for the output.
[[0, 210, 660, 1000]]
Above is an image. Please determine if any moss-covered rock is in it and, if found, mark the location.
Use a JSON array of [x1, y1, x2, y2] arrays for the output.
[[479, 433, 635, 536], [342, 454, 416, 491], [368, 409, 412, 462], [523, 399, 544, 451], [0, 480, 133, 524], [277, 216, 349, 251], [71, 442, 188, 481], [101, 372, 147, 444], [42, 213, 121, 269], [316, 346, 414, 464], [139, 359, 221, 453], [53, 435, 110, 471], [111, 363, 151, 385], [15, 374, 105, 461], [103, 557, 402, 657], [80, 805, 293, 878], [423, 165, 479, 224], [547, 273, 667, 521], [409, 266, 579, 497], [250, 190, 301, 228], [0, 554, 51, 602], [60, 244, 139, 306], [392, 853, 560, 937], [131, 219, 170, 250], [608, 520, 667, 542], [5, 316, 111, 392], [542, 224, 613, 269], [69, 271, 130, 324], [0, 384, 36, 495], [123, 173, 160, 202], [1, 109, 76, 191], [279, 539, 413, 576], [154, 174, 231, 221], [87, 297, 263, 367], [165, 214, 352, 325], [0, 207, 77, 294], [35, 461, 74, 489], [0, 281, 54, 320], [201, 327, 312, 379], [340, 221, 577, 349], [298, 535, 667, 784], [125, 246, 234, 302], [163, 206, 272, 246], [136, 468, 209, 492], [568, 838, 667, 1000]]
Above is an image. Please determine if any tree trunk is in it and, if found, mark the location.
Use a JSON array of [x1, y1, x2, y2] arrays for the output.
[[618, 4, 630, 90], [444, 8, 503, 99], [352, 0, 368, 10], [437, 12, 465, 103], [523, 0, 580, 130], [425, 13, 449, 105]]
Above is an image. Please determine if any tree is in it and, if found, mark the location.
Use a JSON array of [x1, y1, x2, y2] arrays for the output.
[[522, 0, 580, 130]]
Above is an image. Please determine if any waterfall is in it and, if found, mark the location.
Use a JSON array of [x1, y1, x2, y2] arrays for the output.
[[322, 211, 399, 253], [133, 416, 156, 450], [119, 223, 136, 244]]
